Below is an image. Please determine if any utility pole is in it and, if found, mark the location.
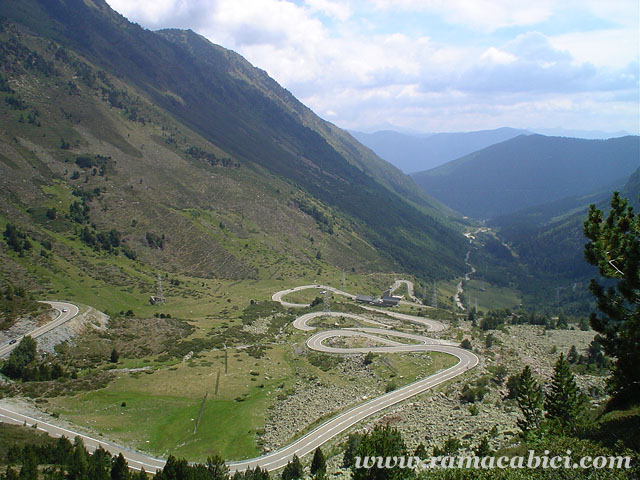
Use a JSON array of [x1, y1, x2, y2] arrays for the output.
[[224, 344, 228, 375], [193, 392, 208, 434], [150, 273, 165, 305], [432, 281, 438, 309], [157, 274, 164, 302], [323, 289, 330, 313], [342, 270, 346, 289]]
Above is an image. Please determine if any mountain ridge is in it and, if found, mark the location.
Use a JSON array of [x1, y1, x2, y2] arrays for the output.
[[0, 0, 468, 297], [350, 127, 531, 173], [411, 134, 639, 219]]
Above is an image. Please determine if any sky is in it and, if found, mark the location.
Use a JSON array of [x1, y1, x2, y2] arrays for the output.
[[105, 0, 639, 135]]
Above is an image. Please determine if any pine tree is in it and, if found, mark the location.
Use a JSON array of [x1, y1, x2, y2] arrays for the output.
[[584, 192, 640, 404], [342, 433, 363, 469], [110, 348, 120, 364], [4, 466, 19, 480], [310, 447, 326, 477], [155, 455, 190, 480], [68, 437, 89, 480], [433, 437, 461, 457], [1, 335, 37, 380], [44, 466, 67, 480], [281, 455, 303, 480], [18, 448, 38, 480], [363, 352, 375, 365], [544, 354, 584, 430], [474, 436, 491, 457], [567, 345, 578, 364], [88, 446, 111, 480], [53, 436, 74, 466], [515, 366, 543, 435], [134, 469, 148, 480], [413, 443, 427, 459], [110, 453, 130, 480], [352, 425, 408, 480], [243, 466, 269, 480], [206, 454, 229, 480], [587, 338, 608, 369]]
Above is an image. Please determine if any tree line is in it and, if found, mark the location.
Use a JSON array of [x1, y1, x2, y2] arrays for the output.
[[0, 436, 330, 480], [0, 336, 66, 382]]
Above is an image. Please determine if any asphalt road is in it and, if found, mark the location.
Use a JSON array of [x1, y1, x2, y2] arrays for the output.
[[271, 284, 355, 308], [388, 279, 420, 303], [0, 301, 79, 358], [0, 288, 478, 473], [225, 285, 478, 471], [227, 326, 477, 471], [0, 406, 166, 472], [273, 284, 446, 332]]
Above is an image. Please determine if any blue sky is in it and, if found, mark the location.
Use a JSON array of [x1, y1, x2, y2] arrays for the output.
[[106, 0, 639, 135]]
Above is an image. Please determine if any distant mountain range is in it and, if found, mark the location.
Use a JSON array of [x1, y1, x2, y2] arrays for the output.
[[349, 127, 530, 173], [350, 127, 632, 174], [411, 134, 640, 219], [530, 127, 632, 139]]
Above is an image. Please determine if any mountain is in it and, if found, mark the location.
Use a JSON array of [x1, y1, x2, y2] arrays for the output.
[[479, 167, 640, 312], [622, 166, 640, 210], [488, 188, 615, 229], [412, 134, 640, 219], [349, 127, 530, 173], [0, 0, 468, 311], [531, 127, 632, 139]]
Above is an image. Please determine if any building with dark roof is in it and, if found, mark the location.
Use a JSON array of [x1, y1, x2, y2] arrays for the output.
[[356, 294, 375, 304]]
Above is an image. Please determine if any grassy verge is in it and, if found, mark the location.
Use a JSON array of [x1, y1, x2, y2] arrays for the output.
[[46, 345, 295, 461], [369, 352, 458, 387], [464, 279, 522, 312]]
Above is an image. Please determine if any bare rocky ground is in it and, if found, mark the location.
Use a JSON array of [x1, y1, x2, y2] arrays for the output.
[[0, 311, 48, 345], [261, 355, 380, 452], [0, 305, 109, 354], [37, 306, 109, 354]]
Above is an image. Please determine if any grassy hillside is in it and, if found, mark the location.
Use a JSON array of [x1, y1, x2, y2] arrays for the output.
[[0, 0, 467, 282], [0, 17, 405, 312], [412, 134, 639, 219]]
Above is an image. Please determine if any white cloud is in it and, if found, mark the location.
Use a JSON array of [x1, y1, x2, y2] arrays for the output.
[[304, 0, 351, 21], [107, 0, 209, 28], [575, 0, 639, 28], [550, 28, 639, 69], [481, 47, 517, 64], [105, 0, 639, 134], [368, 0, 554, 31]]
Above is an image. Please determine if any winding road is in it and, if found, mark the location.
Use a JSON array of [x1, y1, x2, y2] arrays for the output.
[[388, 279, 420, 303], [0, 301, 79, 358], [0, 285, 478, 473]]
